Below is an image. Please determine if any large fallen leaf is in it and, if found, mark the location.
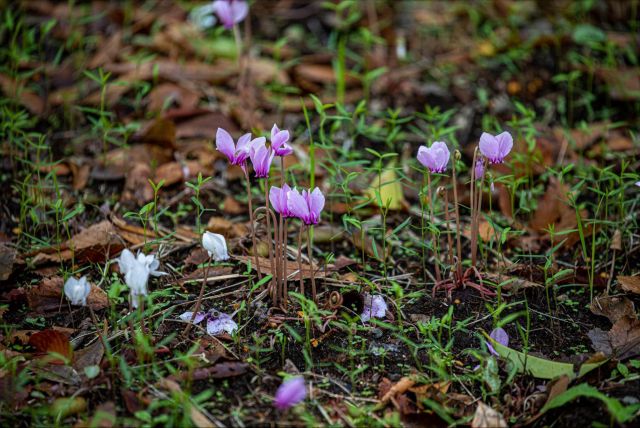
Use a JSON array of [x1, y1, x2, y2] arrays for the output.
[[365, 164, 406, 210], [27, 276, 109, 312], [28, 329, 73, 364], [30, 221, 124, 265], [588, 316, 640, 360], [618, 275, 640, 295], [590, 295, 635, 323]]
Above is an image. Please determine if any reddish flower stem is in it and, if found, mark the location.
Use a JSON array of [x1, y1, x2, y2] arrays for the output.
[[244, 170, 262, 280]]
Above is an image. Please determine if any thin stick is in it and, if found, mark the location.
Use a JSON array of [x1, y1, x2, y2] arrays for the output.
[[244, 170, 262, 279], [427, 171, 441, 282], [264, 180, 276, 298], [183, 255, 212, 336], [444, 189, 454, 266], [298, 225, 305, 297], [282, 218, 288, 310], [451, 153, 463, 278], [307, 226, 316, 302], [88, 306, 109, 353]]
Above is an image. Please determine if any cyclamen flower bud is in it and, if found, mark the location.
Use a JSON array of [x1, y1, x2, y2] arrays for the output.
[[202, 232, 230, 261], [64, 276, 91, 306]]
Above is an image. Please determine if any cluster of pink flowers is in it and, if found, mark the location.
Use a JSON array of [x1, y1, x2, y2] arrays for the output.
[[416, 130, 513, 174], [216, 125, 325, 225]]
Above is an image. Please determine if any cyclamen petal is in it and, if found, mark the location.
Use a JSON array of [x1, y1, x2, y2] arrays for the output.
[[216, 128, 257, 166], [479, 131, 513, 164], [206, 313, 238, 335], [269, 184, 292, 217], [270, 124, 293, 156], [179, 311, 206, 325], [274, 377, 306, 410], [361, 293, 387, 322], [250, 140, 274, 178], [487, 327, 509, 356]]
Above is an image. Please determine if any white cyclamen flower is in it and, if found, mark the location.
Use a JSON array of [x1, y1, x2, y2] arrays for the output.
[[118, 249, 165, 277], [118, 249, 165, 309], [135, 252, 166, 277], [64, 276, 91, 306], [202, 232, 230, 261]]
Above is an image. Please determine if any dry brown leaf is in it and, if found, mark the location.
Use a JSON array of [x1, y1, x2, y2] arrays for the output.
[[30, 221, 123, 265], [471, 402, 507, 428], [294, 64, 359, 91], [222, 195, 246, 215], [379, 377, 415, 404], [0, 243, 17, 281], [28, 329, 73, 364], [27, 276, 109, 312], [175, 112, 230, 140], [596, 67, 640, 101], [0, 73, 45, 115], [147, 82, 200, 113], [121, 163, 154, 204], [618, 275, 640, 295], [133, 118, 177, 149], [590, 295, 636, 323], [73, 339, 104, 373], [88, 32, 122, 69], [609, 316, 640, 360]]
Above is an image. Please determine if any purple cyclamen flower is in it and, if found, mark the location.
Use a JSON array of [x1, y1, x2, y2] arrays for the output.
[[270, 124, 293, 157], [361, 293, 387, 322], [269, 184, 293, 217], [474, 158, 485, 180], [486, 327, 509, 356], [212, 0, 248, 30], [287, 187, 325, 225], [479, 131, 513, 164], [179, 310, 238, 336], [417, 141, 450, 173], [635, 181, 640, 187], [216, 128, 264, 168], [249, 140, 275, 178], [274, 377, 306, 410]]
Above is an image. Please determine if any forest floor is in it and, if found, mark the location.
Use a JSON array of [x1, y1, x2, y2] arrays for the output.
[[1, 1, 640, 426]]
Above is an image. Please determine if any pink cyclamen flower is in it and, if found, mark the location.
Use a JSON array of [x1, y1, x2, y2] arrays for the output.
[[249, 139, 275, 178], [287, 187, 325, 225], [212, 0, 248, 30], [216, 128, 264, 167], [487, 327, 509, 356], [474, 158, 485, 180], [274, 377, 306, 410], [270, 124, 293, 157], [479, 131, 513, 164], [417, 141, 450, 173], [270, 184, 293, 217]]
